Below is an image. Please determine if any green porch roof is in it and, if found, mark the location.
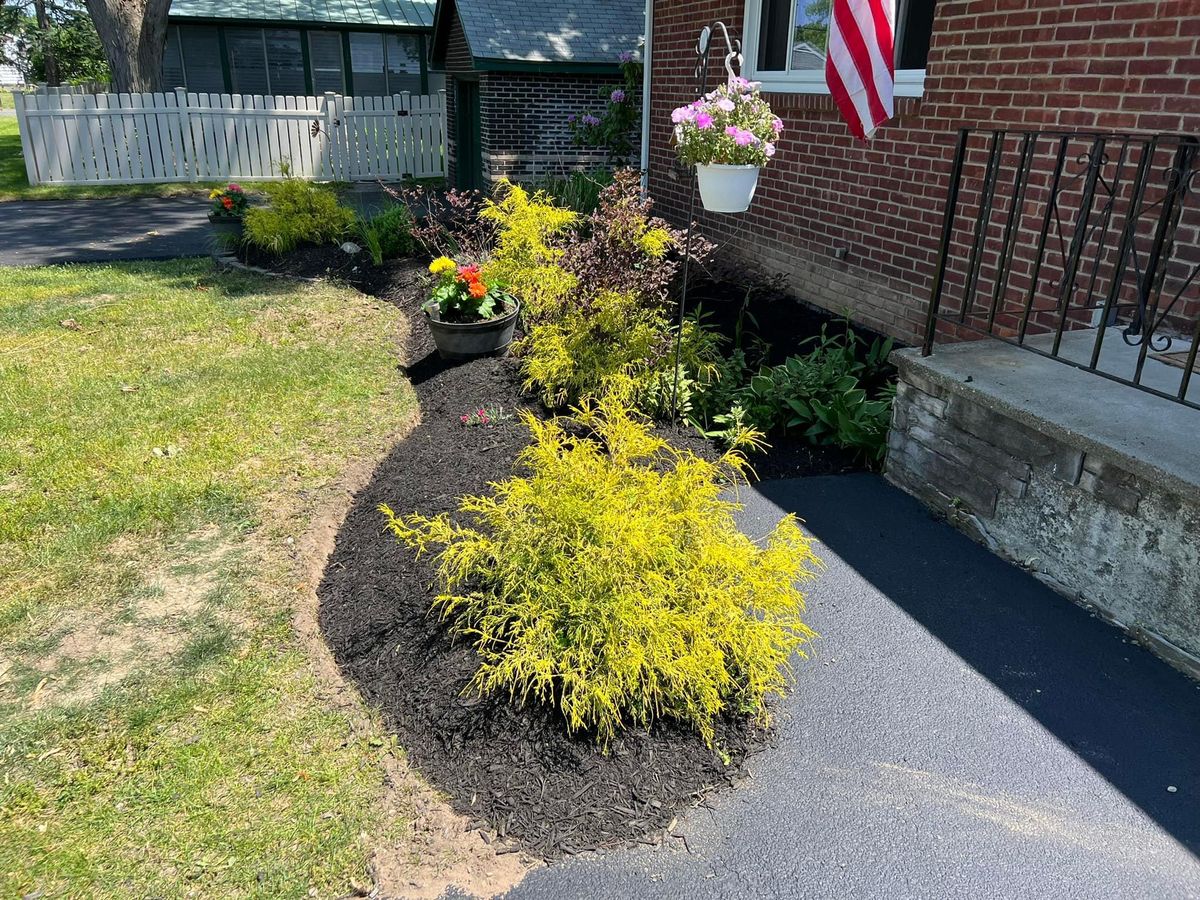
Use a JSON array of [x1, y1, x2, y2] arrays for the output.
[[169, 0, 436, 29]]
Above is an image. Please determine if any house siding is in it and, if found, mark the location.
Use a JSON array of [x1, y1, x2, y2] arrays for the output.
[[646, 0, 1200, 342]]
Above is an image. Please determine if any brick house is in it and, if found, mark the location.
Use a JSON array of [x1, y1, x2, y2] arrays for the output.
[[430, 0, 643, 189], [646, 1, 1200, 674], [644, 0, 1200, 343]]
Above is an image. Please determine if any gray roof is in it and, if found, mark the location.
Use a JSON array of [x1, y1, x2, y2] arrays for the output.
[[452, 0, 643, 64], [169, 0, 436, 29]]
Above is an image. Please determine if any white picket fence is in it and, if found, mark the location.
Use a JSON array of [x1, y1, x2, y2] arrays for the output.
[[13, 88, 446, 185]]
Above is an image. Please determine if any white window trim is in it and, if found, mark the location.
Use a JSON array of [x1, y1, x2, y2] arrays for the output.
[[741, 0, 927, 98]]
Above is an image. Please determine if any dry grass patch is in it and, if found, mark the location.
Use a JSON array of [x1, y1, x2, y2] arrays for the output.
[[0, 260, 435, 898]]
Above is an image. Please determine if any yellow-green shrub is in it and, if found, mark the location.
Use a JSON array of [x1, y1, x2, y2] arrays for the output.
[[479, 181, 578, 319], [243, 180, 355, 254], [381, 395, 820, 746], [518, 291, 720, 410]]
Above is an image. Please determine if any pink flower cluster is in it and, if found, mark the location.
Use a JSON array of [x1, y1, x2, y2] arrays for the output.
[[670, 76, 781, 164]]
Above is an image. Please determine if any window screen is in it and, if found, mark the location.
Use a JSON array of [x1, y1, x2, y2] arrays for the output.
[[309, 31, 345, 94], [162, 27, 185, 89], [227, 27, 269, 94], [349, 32, 387, 95], [385, 34, 422, 93], [178, 25, 224, 93], [266, 29, 306, 94]]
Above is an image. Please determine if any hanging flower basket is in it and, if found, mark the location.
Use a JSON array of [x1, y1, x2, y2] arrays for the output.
[[671, 77, 782, 214]]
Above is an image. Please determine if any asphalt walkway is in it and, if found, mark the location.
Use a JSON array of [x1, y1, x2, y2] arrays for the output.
[[491, 474, 1200, 899], [0, 197, 213, 265]]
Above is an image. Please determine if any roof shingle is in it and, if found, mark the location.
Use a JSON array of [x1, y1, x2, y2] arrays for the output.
[[453, 0, 643, 64]]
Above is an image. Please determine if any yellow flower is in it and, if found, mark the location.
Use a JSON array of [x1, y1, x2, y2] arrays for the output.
[[429, 256, 456, 275], [208, 189, 221, 199]]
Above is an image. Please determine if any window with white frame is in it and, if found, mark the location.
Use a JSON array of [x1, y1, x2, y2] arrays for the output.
[[743, 0, 937, 97]]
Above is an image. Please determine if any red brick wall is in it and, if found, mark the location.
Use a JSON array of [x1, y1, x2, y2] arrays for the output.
[[647, 0, 1200, 342]]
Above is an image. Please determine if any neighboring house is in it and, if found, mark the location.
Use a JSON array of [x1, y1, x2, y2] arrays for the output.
[[0, 63, 21, 87], [429, 0, 643, 189], [164, 0, 446, 96]]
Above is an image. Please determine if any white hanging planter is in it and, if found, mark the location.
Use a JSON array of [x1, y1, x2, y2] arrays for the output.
[[695, 163, 761, 213]]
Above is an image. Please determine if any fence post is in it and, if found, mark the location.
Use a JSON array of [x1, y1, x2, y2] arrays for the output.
[[439, 88, 448, 178], [12, 91, 41, 186], [175, 87, 196, 182], [323, 92, 339, 181]]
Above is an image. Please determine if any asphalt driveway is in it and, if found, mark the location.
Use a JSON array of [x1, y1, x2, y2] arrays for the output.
[[0, 197, 213, 265], [490, 474, 1200, 900]]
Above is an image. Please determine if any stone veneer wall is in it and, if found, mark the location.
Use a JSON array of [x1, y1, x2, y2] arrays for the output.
[[886, 351, 1200, 674]]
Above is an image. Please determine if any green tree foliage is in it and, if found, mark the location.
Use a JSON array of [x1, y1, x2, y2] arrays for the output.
[[2, 0, 109, 85]]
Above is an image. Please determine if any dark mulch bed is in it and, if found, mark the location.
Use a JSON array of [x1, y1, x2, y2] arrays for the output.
[[265, 238, 863, 857], [318, 284, 779, 860]]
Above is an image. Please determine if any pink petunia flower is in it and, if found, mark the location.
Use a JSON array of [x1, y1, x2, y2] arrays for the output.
[[671, 106, 693, 124], [734, 129, 757, 146], [724, 125, 739, 136], [695, 112, 714, 129], [764, 141, 776, 157], [771, 117, 784, 134], [715, 97, 735, 112]]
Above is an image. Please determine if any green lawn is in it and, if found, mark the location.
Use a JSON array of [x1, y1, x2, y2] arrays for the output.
[[0, 260, 416, 897]]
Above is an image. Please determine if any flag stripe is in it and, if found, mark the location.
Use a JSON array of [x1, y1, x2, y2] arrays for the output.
[[825, 0, 896, 141]]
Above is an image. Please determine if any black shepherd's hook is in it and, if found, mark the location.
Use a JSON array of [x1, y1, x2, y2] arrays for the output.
[[669, 22, 742, 421]]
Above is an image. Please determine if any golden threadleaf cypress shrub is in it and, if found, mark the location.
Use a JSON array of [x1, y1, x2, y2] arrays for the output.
[[380, 395, 820, 746], [478, 180, 579, 320]]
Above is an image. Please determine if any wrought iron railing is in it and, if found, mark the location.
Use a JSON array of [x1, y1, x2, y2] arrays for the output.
[[922, 128, 1200, 410]]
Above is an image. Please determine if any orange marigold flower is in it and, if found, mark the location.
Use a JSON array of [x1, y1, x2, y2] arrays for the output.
[[221, 197, 234, 209], [468, 280, 487, 299]]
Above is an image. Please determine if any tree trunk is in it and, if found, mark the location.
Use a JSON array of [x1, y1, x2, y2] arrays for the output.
[[34, 0, 60, 86], [84, 0, 172, 92]]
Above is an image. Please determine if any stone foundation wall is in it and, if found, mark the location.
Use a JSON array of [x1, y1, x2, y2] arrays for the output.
[[886, 355, 1200, 673]]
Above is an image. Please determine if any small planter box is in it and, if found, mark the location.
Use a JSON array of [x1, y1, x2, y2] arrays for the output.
[[423, 299, 520, 361]]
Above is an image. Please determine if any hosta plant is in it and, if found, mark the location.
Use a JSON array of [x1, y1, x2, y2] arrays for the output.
[[381, 393, 820, 746]]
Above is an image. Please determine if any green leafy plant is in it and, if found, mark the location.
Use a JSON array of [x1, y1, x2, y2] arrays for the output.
[[536, 169, 614, 215], [243, 180, 355, 254], [381, 393, 819, 746], [568, 50, 644, 163], [699, 322, 896, 462], [357, 203, 415, 265]]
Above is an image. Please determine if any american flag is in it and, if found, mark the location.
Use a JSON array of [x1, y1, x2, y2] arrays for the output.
[[825, 0, 896, 141]]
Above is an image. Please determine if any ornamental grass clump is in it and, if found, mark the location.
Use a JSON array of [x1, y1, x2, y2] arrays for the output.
[[381, 393, 820, 746]]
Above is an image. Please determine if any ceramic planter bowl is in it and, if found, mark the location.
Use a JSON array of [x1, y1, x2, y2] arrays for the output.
[[423, 298, 521, 361], [696, 163, 761, 213]]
